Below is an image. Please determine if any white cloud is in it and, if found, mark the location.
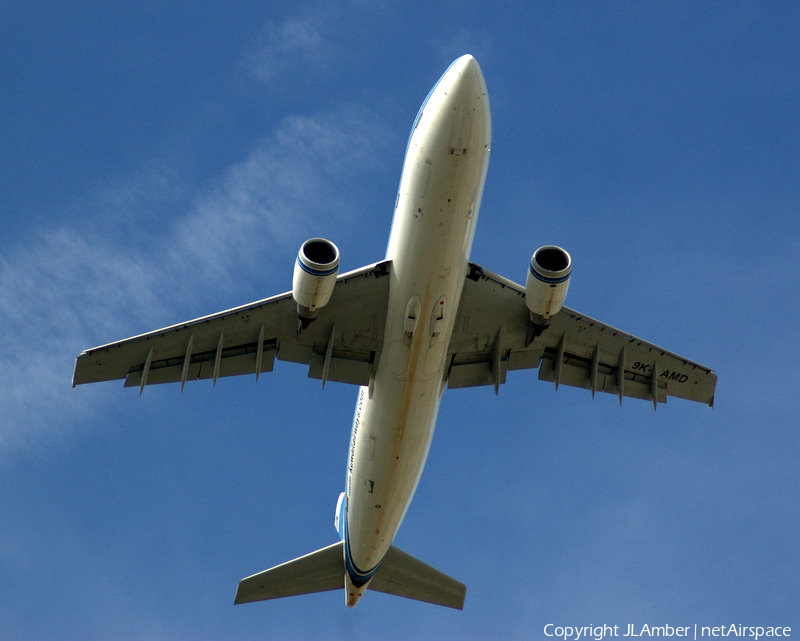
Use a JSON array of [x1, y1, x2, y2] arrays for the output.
[[0, 106, 388, 463], [245, 14, 329, 82]]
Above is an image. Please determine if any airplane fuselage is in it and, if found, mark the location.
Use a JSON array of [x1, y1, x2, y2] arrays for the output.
[[343, 55, 491, 605]]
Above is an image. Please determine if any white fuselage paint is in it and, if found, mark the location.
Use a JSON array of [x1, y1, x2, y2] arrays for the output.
[[343, 55, 491, 605]]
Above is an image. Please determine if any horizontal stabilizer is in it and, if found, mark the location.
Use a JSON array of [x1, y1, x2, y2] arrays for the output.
[[371, 545, 466, 610], [234, 541, 344, 604], [234, 540, 465, 609]]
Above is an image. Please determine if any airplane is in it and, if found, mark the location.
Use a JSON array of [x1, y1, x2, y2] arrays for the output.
[[72, 55, 717, 610]]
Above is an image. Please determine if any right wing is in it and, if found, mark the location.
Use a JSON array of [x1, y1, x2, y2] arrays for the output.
[[73, 261, 391, 391], [447, 262, 716, 407]]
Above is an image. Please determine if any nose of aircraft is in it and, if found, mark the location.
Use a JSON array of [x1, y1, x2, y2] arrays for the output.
[[432, 55, 491, 151], [443, 54, 487, 103]]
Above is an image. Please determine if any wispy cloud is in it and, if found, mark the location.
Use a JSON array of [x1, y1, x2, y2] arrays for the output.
[[245, 13, 330, 82], [0, 106, 388, 462]]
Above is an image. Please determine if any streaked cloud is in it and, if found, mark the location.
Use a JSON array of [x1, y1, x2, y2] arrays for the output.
[[0, 106, 388, 462], [245, 14, 329, 82]]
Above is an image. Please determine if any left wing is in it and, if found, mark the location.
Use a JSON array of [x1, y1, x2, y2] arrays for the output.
[[73, 261, 391, 391], [446, 263, 716, 407]]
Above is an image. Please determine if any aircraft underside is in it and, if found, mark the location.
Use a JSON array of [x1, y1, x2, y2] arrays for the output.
[[72, 54, 716, 611]]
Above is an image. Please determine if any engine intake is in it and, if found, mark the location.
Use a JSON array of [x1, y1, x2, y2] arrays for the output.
[[525, 245, 571, 331], [292, 238, 340, 325]]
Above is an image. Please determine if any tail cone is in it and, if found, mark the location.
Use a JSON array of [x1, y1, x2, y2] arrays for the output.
[[345, 573, 370, 607]]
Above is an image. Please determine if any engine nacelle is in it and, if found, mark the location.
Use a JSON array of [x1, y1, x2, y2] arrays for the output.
[[525, 245, 572, 330], [292, 238, 340, 324]]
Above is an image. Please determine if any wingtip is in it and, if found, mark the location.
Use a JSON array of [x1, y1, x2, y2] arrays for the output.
[[71, 357, 81, 388]]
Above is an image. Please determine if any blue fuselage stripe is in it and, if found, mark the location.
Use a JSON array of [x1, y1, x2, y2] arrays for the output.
[[342, 504, 382, 587]]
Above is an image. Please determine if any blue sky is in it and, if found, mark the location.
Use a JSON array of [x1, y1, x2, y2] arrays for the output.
[[2, 2, 798, 639]]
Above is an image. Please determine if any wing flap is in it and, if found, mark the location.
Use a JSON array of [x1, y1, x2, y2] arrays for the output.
[[537, 355, 668, 404], [447, 359, 507, 389], [308, 352, 373, 386], [123, 345, 277, 387]]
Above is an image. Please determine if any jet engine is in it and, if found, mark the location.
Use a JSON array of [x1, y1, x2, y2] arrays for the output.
[[292, 238, 340, 325], [525, 245, 571, 331]]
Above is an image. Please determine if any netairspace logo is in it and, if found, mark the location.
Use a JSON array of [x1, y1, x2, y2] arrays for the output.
[[543, 623, 792, 641]]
